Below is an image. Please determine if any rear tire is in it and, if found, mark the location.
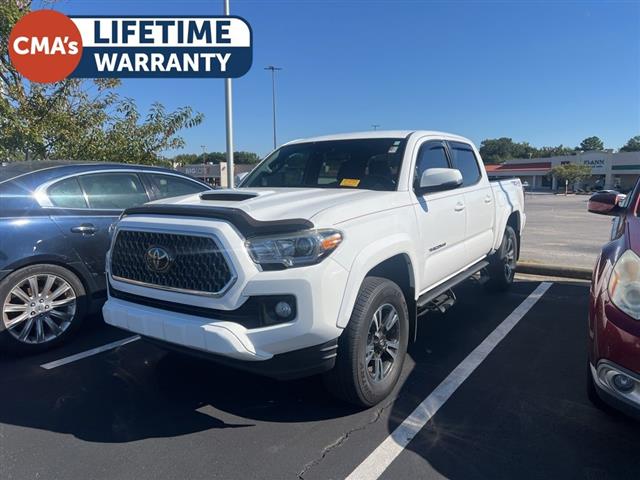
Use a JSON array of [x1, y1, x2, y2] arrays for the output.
[[485, 225, 518, 292], [0, 264, 87, 354], [324, 277, 409, 407]]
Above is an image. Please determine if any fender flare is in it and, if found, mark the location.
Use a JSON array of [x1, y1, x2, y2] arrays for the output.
[[335, 234, 419, 328], [493, 210, 520, 252]]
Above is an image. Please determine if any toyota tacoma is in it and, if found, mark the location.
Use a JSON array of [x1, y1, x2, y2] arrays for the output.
[[103, 131, 525, 407]]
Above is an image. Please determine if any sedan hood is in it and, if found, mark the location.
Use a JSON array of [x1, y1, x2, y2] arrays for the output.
[[149, 187, 409, 226]]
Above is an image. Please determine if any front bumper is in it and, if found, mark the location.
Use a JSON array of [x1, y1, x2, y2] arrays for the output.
[[145, 336, 337, 380], [103, 215, 349, 373]]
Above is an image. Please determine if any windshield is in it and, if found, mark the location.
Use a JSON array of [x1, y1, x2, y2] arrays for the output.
[[241, 138, 407, 191]]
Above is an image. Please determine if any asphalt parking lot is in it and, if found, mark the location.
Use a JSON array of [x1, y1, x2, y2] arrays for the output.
[[2, 276, 639, 480], [520, 194, 613, 270]]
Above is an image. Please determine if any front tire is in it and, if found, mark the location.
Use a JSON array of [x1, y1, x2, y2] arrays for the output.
[[485, 225, 518, 292], [0, 264, 87, 354], [324, 277, 409, 407]]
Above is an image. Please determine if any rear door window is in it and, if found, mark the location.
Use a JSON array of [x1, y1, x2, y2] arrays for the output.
[[79, 173, 149, 209], [148, 173, 208, 199], [47, 177, 88, 208], [449, 142, 482, 186]]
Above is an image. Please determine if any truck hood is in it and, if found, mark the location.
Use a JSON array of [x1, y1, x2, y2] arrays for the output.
[[150, 187, 410, 225]]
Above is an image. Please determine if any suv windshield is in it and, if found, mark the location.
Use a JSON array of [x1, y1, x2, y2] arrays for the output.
[[241, 138, 407, 191]]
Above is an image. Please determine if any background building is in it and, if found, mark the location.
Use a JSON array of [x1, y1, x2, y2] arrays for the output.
[[486, 151, 640, 192], [176, 162, 254, 187]]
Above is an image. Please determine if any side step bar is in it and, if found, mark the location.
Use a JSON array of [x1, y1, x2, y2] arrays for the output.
[[416, 260, 489, 311]]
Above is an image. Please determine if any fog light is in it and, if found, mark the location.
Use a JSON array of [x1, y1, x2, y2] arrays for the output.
[[612, 374, 635, 393], [274, 301, 293, 319]]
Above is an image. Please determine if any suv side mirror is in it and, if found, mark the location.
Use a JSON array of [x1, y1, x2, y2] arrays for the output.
[[588, 192, 624, 216], [418, 168, 463, 193]]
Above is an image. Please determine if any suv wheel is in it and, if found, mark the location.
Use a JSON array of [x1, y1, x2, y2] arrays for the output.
[[485, 225, 518, 291], [324, 276, 408, 407], [0, 264, 86, 354]]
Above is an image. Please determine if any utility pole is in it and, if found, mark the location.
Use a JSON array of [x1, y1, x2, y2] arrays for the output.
[[224, 0, 235, 187], [371, 124, 380, 131], [265, 65, 282, 149]]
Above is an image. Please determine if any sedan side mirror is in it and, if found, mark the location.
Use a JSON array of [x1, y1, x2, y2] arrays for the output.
[[418, 168, 463, 194], [588, 191, 624, 216]]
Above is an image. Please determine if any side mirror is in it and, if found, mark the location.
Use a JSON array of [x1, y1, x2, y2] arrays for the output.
[[588, 192, 624, 216], [418, 168, 463, 193]]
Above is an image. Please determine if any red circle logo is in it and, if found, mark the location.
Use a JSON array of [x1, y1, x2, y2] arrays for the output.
[[8, 10, 83, 83]]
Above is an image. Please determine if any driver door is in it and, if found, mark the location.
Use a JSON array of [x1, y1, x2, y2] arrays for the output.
[[411, 140, 468, 291]]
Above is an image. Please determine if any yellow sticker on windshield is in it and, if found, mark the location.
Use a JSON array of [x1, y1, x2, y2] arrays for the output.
[[340, 178, 360, 187]]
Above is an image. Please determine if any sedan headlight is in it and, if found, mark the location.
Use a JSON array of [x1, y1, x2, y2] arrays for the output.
[[246, 229, 343, 268], [608, 249, 640, 320]]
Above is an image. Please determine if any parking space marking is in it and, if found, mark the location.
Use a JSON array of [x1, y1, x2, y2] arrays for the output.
[[40, 335, 141, 370], [346, 281, 553, 480]]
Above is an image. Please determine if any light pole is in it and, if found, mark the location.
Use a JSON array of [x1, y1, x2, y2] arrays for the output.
[[265, 65, 282, 149], [223, 0, 235, 188], [371, 124, 380, 131]]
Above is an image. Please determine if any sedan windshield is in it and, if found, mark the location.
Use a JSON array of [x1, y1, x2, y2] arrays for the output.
[[241, 138, 407, 191]]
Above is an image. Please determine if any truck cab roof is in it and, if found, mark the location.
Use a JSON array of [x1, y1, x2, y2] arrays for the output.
[[284, 130, 473, 146]]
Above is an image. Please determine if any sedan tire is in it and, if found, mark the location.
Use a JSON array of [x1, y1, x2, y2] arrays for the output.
[[0, 264, 86, 354]]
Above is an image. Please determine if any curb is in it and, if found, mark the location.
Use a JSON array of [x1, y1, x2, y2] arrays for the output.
[[517, 262, 592, 280]]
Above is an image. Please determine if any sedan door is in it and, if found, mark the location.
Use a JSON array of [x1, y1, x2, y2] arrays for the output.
[[411, 140, 468, 291], [48, 172, 150, 291]]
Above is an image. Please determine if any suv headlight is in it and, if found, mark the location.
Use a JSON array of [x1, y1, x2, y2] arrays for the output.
[[608, 249, 640, 320], [245, 229, 343, 268]]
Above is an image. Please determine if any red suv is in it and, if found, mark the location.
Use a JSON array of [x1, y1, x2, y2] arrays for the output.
[[587, 181, 640, 417]]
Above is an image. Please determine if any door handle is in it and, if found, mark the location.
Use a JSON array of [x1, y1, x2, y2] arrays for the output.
[[454, 202, 465, 212], [484, 195, 493, 204], [71, 224, 97, 235]]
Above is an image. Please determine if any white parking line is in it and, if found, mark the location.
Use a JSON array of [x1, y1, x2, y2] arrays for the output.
[[40, 335, 141, 370], [346, 281, 553, 480]]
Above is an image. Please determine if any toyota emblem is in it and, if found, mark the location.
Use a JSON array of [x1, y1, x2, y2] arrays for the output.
[[145, 246, 173, 273]]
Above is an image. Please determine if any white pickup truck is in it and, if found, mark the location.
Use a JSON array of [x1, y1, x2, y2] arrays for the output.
[[103, 131, 525, 407]]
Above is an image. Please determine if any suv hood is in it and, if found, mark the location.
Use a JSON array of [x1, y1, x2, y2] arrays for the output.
[[149, 187, 409, 226]]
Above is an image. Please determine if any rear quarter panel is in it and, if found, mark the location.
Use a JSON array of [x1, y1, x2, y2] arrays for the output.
[[490, 179, 524, 251]]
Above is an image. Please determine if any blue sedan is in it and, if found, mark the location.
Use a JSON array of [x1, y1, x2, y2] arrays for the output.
[[0, 162, 211, 353]]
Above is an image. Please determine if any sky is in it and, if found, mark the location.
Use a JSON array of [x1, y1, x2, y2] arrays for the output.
[[36, 0, 640, 157]]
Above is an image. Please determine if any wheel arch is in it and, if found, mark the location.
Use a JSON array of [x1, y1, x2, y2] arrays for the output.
[[336, 237, 418, 339], [506, 211, 521, 259], [494, 210, 522, 259], [0, 255, 95, 300]]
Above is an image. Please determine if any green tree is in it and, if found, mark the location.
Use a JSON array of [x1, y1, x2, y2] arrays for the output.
[[234, 151, 261, 164], [549, 163, 592, 189], [479, 137, 537, 164], [577, 136, 604, 151], [0, 1, 203, 163], [620, 135, 640, 152], [535, 144, 575, 158]]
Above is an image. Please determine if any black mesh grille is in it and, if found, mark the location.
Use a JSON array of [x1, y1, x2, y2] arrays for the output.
[[111, 230, 233, 294]]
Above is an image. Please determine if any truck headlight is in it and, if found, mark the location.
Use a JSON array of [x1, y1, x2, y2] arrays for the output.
[[608, 249, 640, 320], [245, 229, 343, 268]]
